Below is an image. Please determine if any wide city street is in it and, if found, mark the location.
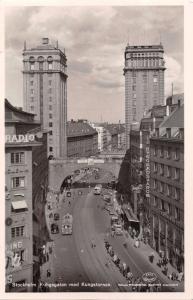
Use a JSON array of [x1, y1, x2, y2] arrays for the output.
[[41, 167, 182, 292]]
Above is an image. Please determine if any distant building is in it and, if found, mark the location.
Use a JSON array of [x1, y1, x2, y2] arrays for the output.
[[23, 38, 67, 158], [67, 120, 98, 158], [124, 44, 166, 148], [5, 99, 49, 292], [149, 104, 184, 272], [89, 123, 107, 152]]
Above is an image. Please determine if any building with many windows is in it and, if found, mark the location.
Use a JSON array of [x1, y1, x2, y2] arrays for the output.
[[89, 123, 107, 152], [23, 38, 67, 158], [124, 44, 166, 148], [67, 120, 98, 158], [149, 104, 184, 272], [5, 99, 49, 292]]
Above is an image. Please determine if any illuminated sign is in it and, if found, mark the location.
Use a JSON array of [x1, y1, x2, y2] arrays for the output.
[[5, 134, 35, 143]]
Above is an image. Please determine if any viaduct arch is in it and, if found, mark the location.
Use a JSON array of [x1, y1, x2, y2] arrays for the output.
[[49, 158, 122, 191]]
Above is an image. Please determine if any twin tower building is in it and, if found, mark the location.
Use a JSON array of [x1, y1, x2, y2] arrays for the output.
[[23, 38, 165, 157]]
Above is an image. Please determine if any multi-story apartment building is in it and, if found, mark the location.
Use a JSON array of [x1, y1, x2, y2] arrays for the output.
[[149, 104, 184, 272], [124, 44, 166, 148], [129, 97, 182, 240], [67, 120, 98, 158], [23, 38, 67, 158], [89, 123, 107, 152], [5, 99, 49, 292]]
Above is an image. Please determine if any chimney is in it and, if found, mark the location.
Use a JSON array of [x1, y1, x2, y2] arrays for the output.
[[166, 104, 170, 116], [42, 38, 49, 45]]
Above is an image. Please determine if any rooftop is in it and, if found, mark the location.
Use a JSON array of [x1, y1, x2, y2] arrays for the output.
[[67, 121, 97, 138], [160, 104, 184, 129]]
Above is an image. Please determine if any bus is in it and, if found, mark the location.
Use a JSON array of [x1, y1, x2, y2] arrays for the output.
[[94, 184, 102, 195], [62, 213, 73, 235]]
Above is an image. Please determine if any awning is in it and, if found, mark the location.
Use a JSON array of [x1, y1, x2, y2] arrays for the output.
[[122, 207, 139, 223], [12, 200, 28, 210]]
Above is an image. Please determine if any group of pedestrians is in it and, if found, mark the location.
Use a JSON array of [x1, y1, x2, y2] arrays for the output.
[[104, 240, 162, 292]]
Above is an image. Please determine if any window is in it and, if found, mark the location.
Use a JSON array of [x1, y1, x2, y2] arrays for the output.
[[30, 74, 34, 78], [49, 114, 52, 119], [132, 100, 136, 106], [132, 85, 136, 91], [11, 152, 25, 164], [49, 147, 53, 152], [48, 73, 52, 77], [159, 146, 164, 158], [30, 81, 33, 86], [153, 162, 157, 172], [30, 105, 34, 111], [30, 63, 35, 71], [49, 131, 53, 136], [175, 207, 180, 221], [167, 185, 171, 196], [48, 88, 52, 94], [49, 105, 52, 111], [39, 62, 43, 70], [153, 179, 157, 189], [166, 147, 171, 159], [174, 168, 180, 180], [48, 62, 53, 70], [153, 196, 157, 207], [174, 188, 180, 201], [153, 146, 157, 156], [48, 80, 52, 86], [133, 93, 136, 99], [11, 226, 24, 238], [30, 97, 34, 102], [160, 199, 165, 211], [49, 97, 52, 102], [166, 165, 171, 177], [159, 164, 164, 175], [174, 148, 180, 160], [133, 78, 136, 84], [11, 177, 25, 189], [160, 182, 164, 193], [49, 122, 53, 127], [30, 89, 34, 95], [132, 108, 136, 115]]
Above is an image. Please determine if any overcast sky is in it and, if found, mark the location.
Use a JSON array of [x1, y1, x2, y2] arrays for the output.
[[5, 6, 183, 123]]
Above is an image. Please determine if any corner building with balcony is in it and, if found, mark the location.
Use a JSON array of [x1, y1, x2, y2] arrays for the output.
[[23, 38, 67, 158], [5, 99, 49, 292], [124, 44, 166, 149], [149, 104, 184, 272]]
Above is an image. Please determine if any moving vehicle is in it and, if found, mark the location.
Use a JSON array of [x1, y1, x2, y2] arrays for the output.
[[62, 213, 73, 235], [111, 215, 119, 226], [113, 224, 123, 235], [94, 184, 102, 195]]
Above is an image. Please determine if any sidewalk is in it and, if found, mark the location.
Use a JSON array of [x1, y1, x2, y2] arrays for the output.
[[39, 188, 61, 289], [122, 229, 184, 291]]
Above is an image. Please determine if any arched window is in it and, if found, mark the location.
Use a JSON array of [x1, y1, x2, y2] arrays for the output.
[[47, 56, 53, 70], [38, 56, 44, 70], [29, 56, 35, 70]]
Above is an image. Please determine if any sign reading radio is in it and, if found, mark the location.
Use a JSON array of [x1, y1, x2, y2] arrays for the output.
[[5, 134, 35, 143]]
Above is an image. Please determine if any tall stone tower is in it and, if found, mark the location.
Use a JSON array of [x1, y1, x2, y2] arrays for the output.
[[23, 38, 67, 158], [124, 44, 166, 149]]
